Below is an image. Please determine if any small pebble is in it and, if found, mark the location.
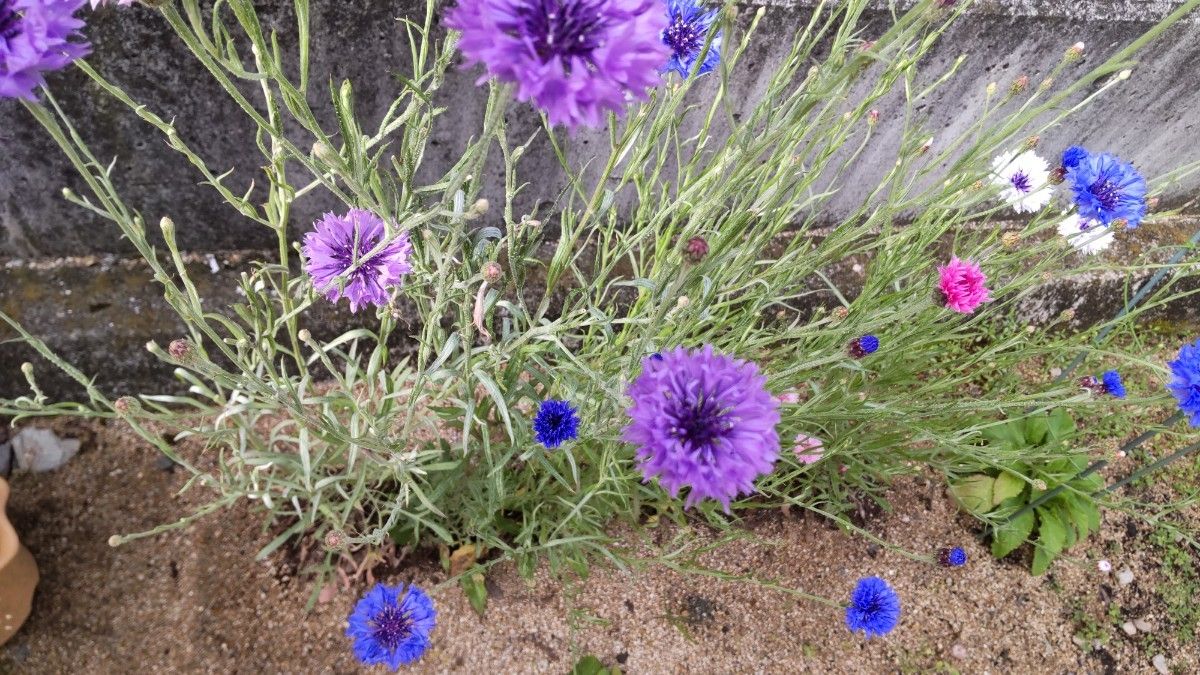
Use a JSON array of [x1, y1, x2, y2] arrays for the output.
[[1117, 568, 1135, 586], [950, 644, 967, 660], [1098, 559, 1112, 573], [1134, 618, 1153, 633], [1121, 621, 1137, 636], [1152, 654, 1169, 674]]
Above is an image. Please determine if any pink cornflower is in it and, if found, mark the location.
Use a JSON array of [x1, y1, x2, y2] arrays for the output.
[[793, 434, 824, 464], [937, 257, 991, 314]]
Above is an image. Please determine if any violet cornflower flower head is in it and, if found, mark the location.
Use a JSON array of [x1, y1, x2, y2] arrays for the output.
[[938, 547, 968, 567], [662, 0, 721, 78], [622, 345, 781, 511], [1066, 151, 1148, 229], [302, 209, 413, 313], [346, 583, 436, 670], [0, 0, 90, 101], [1167, 338, 1200, 427], [845, 576, 901, 638], [937, 257, 991, 314], [445, 0, 669, 129], [533, 399, 580, 448]]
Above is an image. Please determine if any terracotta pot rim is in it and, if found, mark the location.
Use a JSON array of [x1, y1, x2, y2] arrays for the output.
[[0, 478, 19, 571]]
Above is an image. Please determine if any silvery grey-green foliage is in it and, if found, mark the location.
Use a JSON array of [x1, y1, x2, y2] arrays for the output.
[[3, 0, 1199, 588]]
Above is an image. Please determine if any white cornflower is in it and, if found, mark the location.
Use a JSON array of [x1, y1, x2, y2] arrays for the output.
[[1058, 213, 1115, 255], [991, 150, 1053, 213]]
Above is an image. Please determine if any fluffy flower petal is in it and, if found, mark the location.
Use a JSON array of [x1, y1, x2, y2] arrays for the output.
[[1066, 150, 1148, 228], [991, 150, 1052, 214], [1167, 339, 1200, 427], [446, 0, 669, 129], [0, 0, 90, 101], [937, 257, 991, 314], [623, 345, 780, 510], [302, 209, 413, 313], [1057, 213, 1114, 255]]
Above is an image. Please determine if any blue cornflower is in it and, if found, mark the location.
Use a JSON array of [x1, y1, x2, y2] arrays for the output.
[[1061, 145, 1090, 169], [662, 0, 721, 78], [849, 334, 880, 358], [533, 399, 580, 449], [938, 547, 968, 567], [1101, 370, 1126, 399], [1167, 339, 1200, 427], [346, 583, 436, 670], [1066, 151, 1148, 229], [845, 576, 901, 638]]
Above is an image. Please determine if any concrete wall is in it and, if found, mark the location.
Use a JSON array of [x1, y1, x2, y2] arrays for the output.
[[1, 0, 1199, 398]]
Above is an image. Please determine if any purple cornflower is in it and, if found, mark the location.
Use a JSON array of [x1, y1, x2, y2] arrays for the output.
[[302, 209, 413, 313], [938, 547, 968, 567], [848, 335, 879, 358], [662, 0, 721, 78], [0, 0, 90, 101], [346, 583, 436, 670], [1066, 150, 1148, 229], [1167, 339, 1200, 427], [845, 576, 901, 638], [445, 0, 669, 129], [533, 399, 580, 448], [622, 345, 780, 510]]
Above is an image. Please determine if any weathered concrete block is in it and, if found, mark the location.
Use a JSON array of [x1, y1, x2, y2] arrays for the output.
[[1, 1, 1198, 257]]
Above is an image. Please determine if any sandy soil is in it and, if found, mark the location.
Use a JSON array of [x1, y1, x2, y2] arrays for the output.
[[0, 416, 1194, 675]]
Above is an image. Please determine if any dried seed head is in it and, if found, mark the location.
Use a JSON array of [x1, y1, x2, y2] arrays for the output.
[[867, 109, 880, 126], [1114, 218, 1130, 230], [1066, 42, 1085, 61], [1039, 77, 1054, 92], [986, 82, 997, 97], [1049, 166, 1067, 185], [297, 329, 312, 342], [1032, 479, 1048, 491], [683, 236, 709, 263], [1117, 69, 1132, 81], [473, 198, 490, 215], [1001, 232, 1021, 249], [482, 261, 504, 284], [917, 137, 933, 155], [324, 530, 348, 551], [168, 339, 193, 361], [20, 362, 33, 376], [1010, 75, 1029, 95], [832, 306, 850, 322], [1023, 135, 1040, 151], [1060, 308, 1076, 322], [1147, 196, 1160, 211], [114, 396, 138, 414], [676, 296, 691, 309]]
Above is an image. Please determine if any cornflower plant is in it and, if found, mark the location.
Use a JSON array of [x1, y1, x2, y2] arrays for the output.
[[2, 0, 1199, 630]]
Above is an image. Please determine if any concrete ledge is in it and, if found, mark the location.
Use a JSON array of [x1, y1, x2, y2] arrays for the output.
[[4, 216, 1198, 400]]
